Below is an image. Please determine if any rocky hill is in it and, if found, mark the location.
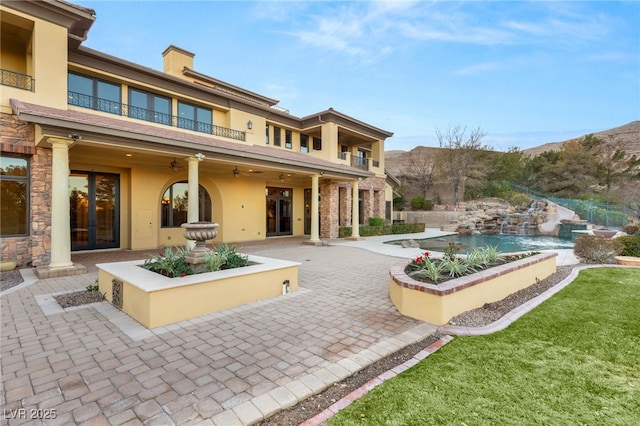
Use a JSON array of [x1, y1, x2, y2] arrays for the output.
[[522, 121, 640, 158], [385, 122, 640, 174]]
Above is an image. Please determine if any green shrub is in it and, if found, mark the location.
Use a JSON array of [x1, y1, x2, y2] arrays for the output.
[[573, 235, 623, 264], [505, 191, 532, 207], [214, 243, 249, 269], [143, 247, 192, 277], [368, 217, 385, 226], [410, 197, 434, 210], [338, 222, 425, 238], [411, 196, 425, 210], [616, 235, 640, 257], [339, 226, 352, 238], [391, 222, 425, 234]]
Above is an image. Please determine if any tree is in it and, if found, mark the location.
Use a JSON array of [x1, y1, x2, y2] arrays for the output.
[[400, 147, 437, 199], [435, 125, 489, 205], [540, 139, 600, 197]]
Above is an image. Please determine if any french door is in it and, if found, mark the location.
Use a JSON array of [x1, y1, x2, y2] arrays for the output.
[[266, 187, 292, 236], [70, 171, 119, 250]]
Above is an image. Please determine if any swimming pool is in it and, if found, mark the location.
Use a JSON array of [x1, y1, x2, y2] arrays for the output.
[[389, 233, 575, 253]]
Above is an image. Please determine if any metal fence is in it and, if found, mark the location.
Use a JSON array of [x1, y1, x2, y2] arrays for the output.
[[506, 182, 635, 228]]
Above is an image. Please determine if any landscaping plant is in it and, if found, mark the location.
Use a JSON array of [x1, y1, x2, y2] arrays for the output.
[[407, 245, 533, 284], [573, 234, 623, 263], [143, 244, 248, 277]]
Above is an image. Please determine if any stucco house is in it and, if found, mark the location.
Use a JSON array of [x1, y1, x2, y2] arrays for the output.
[[0, 0, 394, 278]]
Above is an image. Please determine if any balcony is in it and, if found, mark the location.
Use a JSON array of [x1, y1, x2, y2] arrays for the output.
[[68, 91, 246, 142], [337, 152, 381, 171], [1, 69, 35, 91]]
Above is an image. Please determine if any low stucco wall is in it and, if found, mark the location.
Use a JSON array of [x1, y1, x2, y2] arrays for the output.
[[389, 252, 557, 325], [98, 254, 299, 328], [393, 211, 465, 228]]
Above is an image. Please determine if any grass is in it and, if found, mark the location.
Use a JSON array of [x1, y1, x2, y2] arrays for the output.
[[328, 267, 640, 425]]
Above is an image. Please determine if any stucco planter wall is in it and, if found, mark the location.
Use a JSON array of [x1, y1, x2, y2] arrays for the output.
[[98, 254, 299, 328], [389, 252, 557, 325]]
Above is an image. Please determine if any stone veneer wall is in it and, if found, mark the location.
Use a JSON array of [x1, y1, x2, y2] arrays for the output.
[[0, 113, 52, 267], [320, 181, 340, 238], [319, 176, 386, 238], [358, 176, 386, 220]]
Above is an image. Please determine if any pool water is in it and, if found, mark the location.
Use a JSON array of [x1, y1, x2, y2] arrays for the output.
[[391, 233, 575, 253]]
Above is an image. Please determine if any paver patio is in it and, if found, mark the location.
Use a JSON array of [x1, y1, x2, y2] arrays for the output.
[[1, 237, 440, 425]]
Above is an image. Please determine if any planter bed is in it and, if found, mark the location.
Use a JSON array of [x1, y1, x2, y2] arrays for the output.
[[389, 252, 557, 325], [615, 256, 640, 266], [98, 254, 299, 328]]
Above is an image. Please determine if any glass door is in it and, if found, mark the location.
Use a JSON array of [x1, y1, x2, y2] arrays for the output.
[[70, 171, 119, 250], [266, 187, 292, 237]]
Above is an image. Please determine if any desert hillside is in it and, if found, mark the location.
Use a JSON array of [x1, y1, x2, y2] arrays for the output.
[[522, 121, 640, 157], [385, 121, 640, 175]]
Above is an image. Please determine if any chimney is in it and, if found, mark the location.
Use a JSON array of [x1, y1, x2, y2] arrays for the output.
[[162, 45, 195, 78]]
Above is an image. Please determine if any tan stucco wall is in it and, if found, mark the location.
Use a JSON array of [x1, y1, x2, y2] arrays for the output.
[[99, 261, 299, 328], [0, 6, 68, 113]]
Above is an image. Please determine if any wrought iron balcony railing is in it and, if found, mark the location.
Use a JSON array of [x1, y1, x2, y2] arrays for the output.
[[68, 91, 246, 142], [1, 69, 35, 91]]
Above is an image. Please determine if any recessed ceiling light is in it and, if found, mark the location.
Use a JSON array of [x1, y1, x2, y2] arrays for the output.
[[125, 153, 133, 157]]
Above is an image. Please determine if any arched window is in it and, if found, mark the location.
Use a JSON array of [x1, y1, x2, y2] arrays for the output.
[[161, 181, 212, 228]]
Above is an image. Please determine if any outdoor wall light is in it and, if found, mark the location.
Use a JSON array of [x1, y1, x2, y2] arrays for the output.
[[170, 159, 181, 172], [247, 120, 253, 130], [195, 152, 205, 160]]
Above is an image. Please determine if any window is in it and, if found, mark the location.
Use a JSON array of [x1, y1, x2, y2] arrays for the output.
[[68, 72, 121, 114], [300, 134, 309, 153], [128, 88, 171, 125], [178, 101, 212, 134], [274, 126, 281, 147], [0, 156, 28, 236], [265, 124, 270, 144], [161, 182, 212, 227], [313, 137, 322, 151], [285, 130, 292, 149]]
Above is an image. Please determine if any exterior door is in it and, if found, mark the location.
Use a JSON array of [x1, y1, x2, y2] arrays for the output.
[[70, 171, 119, 250], [266, 187, 292, 236]]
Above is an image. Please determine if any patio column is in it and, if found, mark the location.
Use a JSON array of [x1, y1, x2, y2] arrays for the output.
[[309, 174, 321, 244], [49, 138, 74, 268], [187, 154, 204, 250], [350, 179, 361, 239]]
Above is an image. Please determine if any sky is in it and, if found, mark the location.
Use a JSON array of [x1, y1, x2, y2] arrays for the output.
[[76, 0, 639, 152]]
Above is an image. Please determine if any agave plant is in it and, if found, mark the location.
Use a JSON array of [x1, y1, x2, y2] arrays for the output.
[[143, 247, 192, 277], [408, 260, 446, 283], [203, 250, 226, 272], [464, 249, 487, 270], [481, 245, 503, 264]]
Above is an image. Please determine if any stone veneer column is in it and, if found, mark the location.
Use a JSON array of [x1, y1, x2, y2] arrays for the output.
[[350, 179, 361, 239], [187, 155, 203, 250], [309, 174, 321, 243], [48, 138, 74, 268]]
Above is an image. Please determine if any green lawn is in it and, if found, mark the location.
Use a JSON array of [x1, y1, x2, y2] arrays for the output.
[[328, 267, 640, 425]]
